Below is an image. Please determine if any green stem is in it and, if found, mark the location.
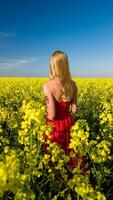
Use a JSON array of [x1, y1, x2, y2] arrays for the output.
[[77, 156, 81, 200], [77, 194, 80, 200]]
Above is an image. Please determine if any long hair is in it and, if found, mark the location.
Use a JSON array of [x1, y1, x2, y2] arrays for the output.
[[50, 50, 73, 101]]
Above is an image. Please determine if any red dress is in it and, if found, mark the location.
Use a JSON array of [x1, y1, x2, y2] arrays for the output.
[[46, 100, 74, 154], [45, 99, 87, 175]]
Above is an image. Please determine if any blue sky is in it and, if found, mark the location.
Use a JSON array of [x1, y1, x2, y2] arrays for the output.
[[0, 0, 113, 77]]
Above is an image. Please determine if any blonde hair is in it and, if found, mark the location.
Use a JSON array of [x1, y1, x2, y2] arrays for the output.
[[50, 50, 73, 101]]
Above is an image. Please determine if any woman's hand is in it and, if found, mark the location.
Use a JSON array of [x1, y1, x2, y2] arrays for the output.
[[69, 103, 78, 121], [70, 103, 77, 113]]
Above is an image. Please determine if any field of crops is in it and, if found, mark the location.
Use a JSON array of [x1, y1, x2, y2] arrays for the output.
[[0, 77, 113, 200]]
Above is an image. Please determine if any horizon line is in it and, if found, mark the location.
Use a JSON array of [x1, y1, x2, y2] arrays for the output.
[[0, 76, 113, 78]]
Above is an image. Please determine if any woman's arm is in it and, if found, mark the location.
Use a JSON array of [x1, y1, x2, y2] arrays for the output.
[[70, 81, 78, 113], [43, 83, 56, 120]]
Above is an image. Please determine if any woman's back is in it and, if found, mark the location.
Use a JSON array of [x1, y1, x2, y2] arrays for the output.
[[46, 78, 75, 103], [44, 77, 77, 120]]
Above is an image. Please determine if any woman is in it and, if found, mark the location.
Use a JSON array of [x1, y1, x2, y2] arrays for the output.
[[43, 50, 77, 150], [43, 50, 86, 173]]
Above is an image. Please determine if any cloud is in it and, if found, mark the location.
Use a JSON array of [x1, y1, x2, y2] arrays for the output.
[[0, 62, 12, 66], [0, 57, 39, 69], [0, 61, 19, 69], [17, 57, 39, 64], [17, 59, 30, 64], [0, 32, 16, 37]]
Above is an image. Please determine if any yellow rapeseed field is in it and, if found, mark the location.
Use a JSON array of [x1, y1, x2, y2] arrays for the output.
[[0, 77, 113, 200]]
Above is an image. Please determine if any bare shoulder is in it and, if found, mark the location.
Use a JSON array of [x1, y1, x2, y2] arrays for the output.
[[43, 82, 50, 94], [45, 79, 56, 90], [43, 80, 54, 93]]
